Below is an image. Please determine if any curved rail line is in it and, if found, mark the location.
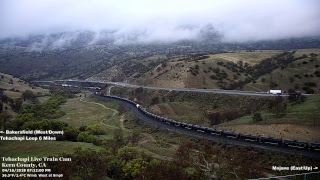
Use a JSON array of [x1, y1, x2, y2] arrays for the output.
[[93, 93, 320, 159]]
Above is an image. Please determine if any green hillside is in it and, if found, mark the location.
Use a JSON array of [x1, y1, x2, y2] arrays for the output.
[[93, 48, 320, 94]]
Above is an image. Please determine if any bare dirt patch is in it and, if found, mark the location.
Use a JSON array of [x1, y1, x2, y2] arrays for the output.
[[217, 124, 320, 142]]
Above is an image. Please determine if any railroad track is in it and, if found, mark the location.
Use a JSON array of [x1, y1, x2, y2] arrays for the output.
[[93, 94, 320, 160]]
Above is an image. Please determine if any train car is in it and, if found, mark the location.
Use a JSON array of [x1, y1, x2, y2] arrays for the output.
[[309, 142, 320, 150], [180, 122, 188, 128], [207, 128, 223, 135], [239, 134, 259, 141], [164, 118, 172, 124], [283, 139, 308, 149], [222, 131, 239, 138], [184, 123, 193, 130], [154, 115, 161, 120], [158, 116, 165, 121], [259, 136, 282, 145], [173, 121, 181, 126], [193, 125, 207, 133]]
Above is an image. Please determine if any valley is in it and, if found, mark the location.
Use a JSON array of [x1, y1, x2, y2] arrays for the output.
[[1, 42, 320, 180], [2, 0, 320, 179]]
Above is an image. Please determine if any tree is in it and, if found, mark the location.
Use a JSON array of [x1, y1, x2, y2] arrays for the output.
[[252, 112, 263, 122], [0, 102, 3, 113], [129, 129, 141, 146], [288, 89, 306, 103], [208, 112, 222, 125], [0, 111, 12, 131], [150, 96, 160, 106], [86, 124, 106, 135], [76, 132, 96, 143], [161, 62, 167, 68], [269, 81, 278, 88], [135, 87, 143, 94], [1, 94, 9, 103], [123, 158, 148, 179], [22, 90, 35, 101], [269, 97, 287, 117], [12, 98, 23, 112], [141, 160, 189, 180], [72, 148, 107, 179], [174, 141, 194, 167], [289, 76, 294, 83], [118, 104, 127, 115], [108, 128, 126, 154], [62, 127, 80, 141]]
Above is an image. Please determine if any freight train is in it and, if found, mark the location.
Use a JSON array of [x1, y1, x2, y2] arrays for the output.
[[96, 93, 320, 151]]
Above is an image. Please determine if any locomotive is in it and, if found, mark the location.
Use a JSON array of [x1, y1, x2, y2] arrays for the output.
[[96, 92, 320, 151]]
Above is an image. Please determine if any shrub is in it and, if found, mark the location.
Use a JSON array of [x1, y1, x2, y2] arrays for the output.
[[294, 74, 300, 78], [302, 86, 315, 94], [79, 125, 87, 131], [304, 82, 317, 87], [210, 75, 217, 80], [86, 124, 106, 135], [306, 88, 315, 94], [217, 61, 224, 66], [77, 132, 96, 143], [252, 112, 263, 122], [314, 71, 320, 77]]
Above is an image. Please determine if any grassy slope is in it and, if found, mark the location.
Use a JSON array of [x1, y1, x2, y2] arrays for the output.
[[57, 96, 115, 128], [100, 48, 320, 91], [57, 94, 179, 159], [112, 87, 273, 127], [0, 72, 49, 98], [222, 95, 320, 126], [91, 50, 286, 88], [56, 94, 130, 141], [111, 86, 320, 142], [0, 72, 50, 119], [0, 88, 108, 159], [244, 49, 320, 92], [206, 50, 282, 64], [0, 93, 119, 159]]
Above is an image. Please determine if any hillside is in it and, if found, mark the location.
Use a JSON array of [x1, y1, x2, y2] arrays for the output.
[[110, 86, 320, 142], [0, 72, 48, 97], [1, 37, 320, 83], [92, 48, 320, 94], [0, 72, 49, 118], [244, 49, 320, 93]]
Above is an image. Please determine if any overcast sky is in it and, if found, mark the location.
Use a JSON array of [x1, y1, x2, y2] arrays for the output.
[[1, 0, 320, 42]]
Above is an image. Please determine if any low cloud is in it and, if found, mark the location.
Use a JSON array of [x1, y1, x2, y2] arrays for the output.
[[1, 0, 319, 44]]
